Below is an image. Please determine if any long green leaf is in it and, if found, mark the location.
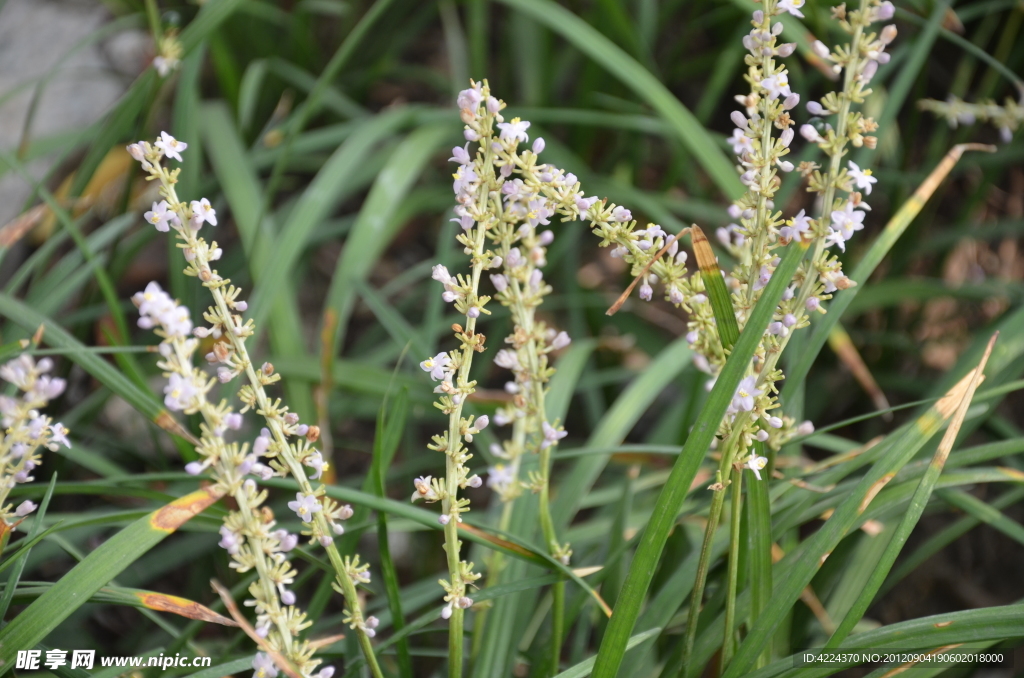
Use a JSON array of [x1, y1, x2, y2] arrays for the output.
[[826, 336, 994, 647], [322, 122, 455, 354], [248, 108, 414, 327], [591, 240, 809, 678], [552, 336, 692, 534], [721, 371, 982, 678], [494, 0, 743, 199], [0, 488, 220, 670]]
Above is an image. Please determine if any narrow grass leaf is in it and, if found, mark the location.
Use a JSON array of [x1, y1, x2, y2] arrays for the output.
[[494, 0, 743, 199], [722, 369, 985, 677], [591, 240, 809, 678], [0, 488, 221, 669]]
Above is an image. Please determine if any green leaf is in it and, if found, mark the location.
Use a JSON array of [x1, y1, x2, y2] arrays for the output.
[[322, 122, 455, 354], [248, 108, 414, 328], [554, 628, 662, 678], [552, 336, 692, 534], [494, 0, 743, 200], [721, 372, 982, 678], [0, 488, 221, 670], [591, 240, 808, 678]]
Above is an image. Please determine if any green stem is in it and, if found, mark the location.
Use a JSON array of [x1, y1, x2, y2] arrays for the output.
[[680, 422, 747, 677], [721, 468, 744, 670], [159, 166, 384, 678]]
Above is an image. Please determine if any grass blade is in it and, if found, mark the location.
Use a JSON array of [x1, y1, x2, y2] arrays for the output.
[[825, 334, 997, 647], [0, 488, 221, 669], [591, 239, 809, 678], [494, 0, 743, 199]]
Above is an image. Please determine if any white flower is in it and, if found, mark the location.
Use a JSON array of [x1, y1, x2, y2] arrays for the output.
[[163, 372, 198, 411], [420, 352, 452, 381], [729, 128, 754, 156], [190, 198, 218, 227], [153, 55, 179, 77], [305, 451, 327, 480], [251, 653, 278, 678], [287, 493, 321, 523], [746, 455, 768, 480], [412, 475, 440, 502], [154, 131, 187, 162], [760, 72, 792, 100], [452, 165, 478, 197], [830, 202, 866, 242], [732, 376, 762, 412], [541, 421, 567, 449], [778, 209, 811, 241], [800, 124, 824, 143], [497, 119, 530, 143], [551, 331, 571, 350], [486, 464, 515, 491], [456, 85, 482, 112], [778, 0, 805, 16], [449, 144, 471, 164], [49, 423, 71, 449], [144, 200, 177, 232], [494, 349, 520, 370], [847, 161, 877, 194]]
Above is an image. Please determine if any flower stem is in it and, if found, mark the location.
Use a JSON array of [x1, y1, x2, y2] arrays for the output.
[[679, 421, 747, 678], [157, 171, 383, 678], [721, 467, 744, 670]]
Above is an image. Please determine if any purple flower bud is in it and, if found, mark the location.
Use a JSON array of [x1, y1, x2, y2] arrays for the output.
[[185, 462, 204, 475], [490, 274, 508, 292], [777, 42, 796, 57], [15, 500, 36, 517], [532, 137, 545, 154], [539, 230, 554, 245], [467, 306, 480, 318], [783, 92, 800, 110], [812, 40, 830, 59], [730, 111, 748, 129], [551, 331, 571, 350], [875, 1, 895, 20], [806, 297, 821, 311], [235, 300, 248, 311], [474, 415, 489, 431], [639, 283, 653, 301], [756, 429, 770, 442]]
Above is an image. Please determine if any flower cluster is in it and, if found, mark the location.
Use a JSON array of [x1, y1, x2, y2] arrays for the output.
[[919, 94, 1023, 143], [449, 86, 580, 566], [0, 354, 70, 525], [127, 135, 380, 677], [133, 282, 325, 675], [588, 0, 893, 466]]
